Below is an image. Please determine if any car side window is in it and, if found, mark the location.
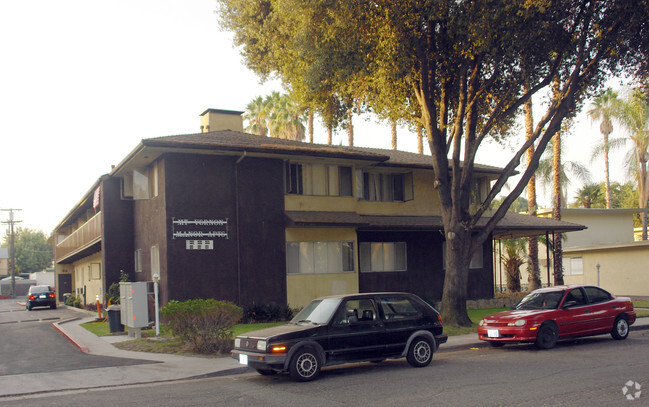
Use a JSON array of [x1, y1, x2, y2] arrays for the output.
[[379, 297, 422, 320], [334, 299, 377, 324], [564, 288, 586, 306], [584, 287, 612, 304]]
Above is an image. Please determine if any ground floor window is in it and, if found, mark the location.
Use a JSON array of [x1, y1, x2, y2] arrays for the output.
[[565, 257, 584, 276], [359, 242, 407, 272], [286, 241, 355, 274]]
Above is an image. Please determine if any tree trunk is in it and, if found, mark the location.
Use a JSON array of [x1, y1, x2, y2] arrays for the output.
[[552, 130, 564, 285], [439, 227, 473, 327], [308, 111, 314, 144], [417, 125, 424, 155], [524, 87, 542, 290], [347, 109, 354, 146], [390, 119, 397, 150], [639, 155, 649, 240], [327, 125, 333, 145], [603, 131, 611, 209]]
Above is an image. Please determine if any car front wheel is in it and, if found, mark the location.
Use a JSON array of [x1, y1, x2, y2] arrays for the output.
[[535, 323, 558, 349], [611, 315, 629, 340], [289, 348, 321, 382], [406, 337, 433, 367]]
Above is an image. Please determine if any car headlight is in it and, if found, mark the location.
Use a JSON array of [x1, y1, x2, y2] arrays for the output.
[[508, 319, 526, 327], [256, 340, 267, 351], [234, 338, 241, 348], [479, 319, 486, 326]]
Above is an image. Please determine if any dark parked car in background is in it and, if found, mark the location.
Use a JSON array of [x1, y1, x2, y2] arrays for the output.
[[232, 292, 447, 381], [477, 285, 636, 349], [26, 285, 57, 310]]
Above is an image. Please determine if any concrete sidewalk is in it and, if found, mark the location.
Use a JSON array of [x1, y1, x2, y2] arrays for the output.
[[2, 309, 648, 399]]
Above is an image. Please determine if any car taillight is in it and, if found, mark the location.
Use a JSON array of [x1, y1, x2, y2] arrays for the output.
[[437, 314, 443, 326], [29, 295, 35, 300], [48, 293, 55, 298]]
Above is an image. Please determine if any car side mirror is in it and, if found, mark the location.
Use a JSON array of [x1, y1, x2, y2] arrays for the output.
[[562, 300, 577, 309]]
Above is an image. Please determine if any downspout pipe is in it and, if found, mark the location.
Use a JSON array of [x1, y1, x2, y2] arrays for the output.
[[234, 151, 247, 304]]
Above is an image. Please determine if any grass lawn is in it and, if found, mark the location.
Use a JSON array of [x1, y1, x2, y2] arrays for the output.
[[443, 307, 508, 336]]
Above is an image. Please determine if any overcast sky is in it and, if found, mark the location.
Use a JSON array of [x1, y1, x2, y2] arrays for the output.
[[0, 0, 631, 235]]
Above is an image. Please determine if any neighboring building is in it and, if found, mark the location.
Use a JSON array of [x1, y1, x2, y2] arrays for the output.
[[510, 208, 649, 297], [29, 268, 55, 287], [0, 248, 8, 278], [53, 109, 584, 308]]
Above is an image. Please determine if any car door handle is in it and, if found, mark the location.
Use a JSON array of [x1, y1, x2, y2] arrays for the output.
[[612, 305, 617, 309], [584, 309, 590, 313]]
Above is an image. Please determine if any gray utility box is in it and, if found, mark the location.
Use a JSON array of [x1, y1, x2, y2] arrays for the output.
[[119, 282, 149, 329]]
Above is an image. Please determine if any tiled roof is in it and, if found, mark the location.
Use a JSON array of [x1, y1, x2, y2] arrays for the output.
[[285, 211, 585, 238], [142, 130, 502, 173]]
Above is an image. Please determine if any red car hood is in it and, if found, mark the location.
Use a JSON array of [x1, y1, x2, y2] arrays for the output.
[[482, 309, 556, 323]]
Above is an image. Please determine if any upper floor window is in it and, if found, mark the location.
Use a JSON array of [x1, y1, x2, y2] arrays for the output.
[[285, 162, 353, 197], [356, 171, 413, 202], [122, 162, 159, 200]]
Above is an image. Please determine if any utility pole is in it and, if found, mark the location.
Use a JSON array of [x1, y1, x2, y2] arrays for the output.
[[1, 209, 22, 297]]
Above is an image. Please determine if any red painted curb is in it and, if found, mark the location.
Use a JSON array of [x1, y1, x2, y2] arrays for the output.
[[52, 318, 89, 353]]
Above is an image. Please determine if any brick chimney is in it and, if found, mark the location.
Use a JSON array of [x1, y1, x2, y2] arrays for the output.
[[199, 109, 244, 133]]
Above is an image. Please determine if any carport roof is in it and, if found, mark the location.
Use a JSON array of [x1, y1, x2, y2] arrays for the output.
[[284, 211, 585, 238]]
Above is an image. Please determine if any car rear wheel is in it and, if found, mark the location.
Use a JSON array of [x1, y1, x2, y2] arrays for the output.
[[406, 337, 433, 367], [611, 315, 629, 340], [51, 304, 57, 310], [289, 348, 321, 382], [535, 323, 558, 349]]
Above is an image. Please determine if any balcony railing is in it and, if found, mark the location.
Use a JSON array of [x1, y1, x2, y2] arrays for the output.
[[56, 212, 102, 261]]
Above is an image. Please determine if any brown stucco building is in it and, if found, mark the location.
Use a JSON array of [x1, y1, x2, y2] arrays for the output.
[[52, 109, 584, 309]]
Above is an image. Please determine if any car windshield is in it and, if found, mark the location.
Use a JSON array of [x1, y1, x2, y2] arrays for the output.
[[291, 298, 341, 325], [514, 291, 564, 310]]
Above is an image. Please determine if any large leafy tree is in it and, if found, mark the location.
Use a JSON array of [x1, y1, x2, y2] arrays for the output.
[[2, 228, 52, 275], [218, 0, 649, 326]]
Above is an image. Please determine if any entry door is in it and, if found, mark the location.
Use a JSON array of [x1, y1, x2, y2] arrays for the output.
[[57, 274, 72, 301]]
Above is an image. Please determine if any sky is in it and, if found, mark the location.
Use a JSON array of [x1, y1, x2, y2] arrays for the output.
[[0, 0, 633, 235]]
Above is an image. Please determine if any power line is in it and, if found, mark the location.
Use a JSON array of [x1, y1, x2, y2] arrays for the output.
[[1, 209, 22, 297]]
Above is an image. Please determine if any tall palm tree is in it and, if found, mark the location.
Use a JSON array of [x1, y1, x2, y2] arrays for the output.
[[617, 90, 649, 239], [587, 89, 620, 209], [551, 78, 564, 286], [523, 83, 542, 290], [416, 125, 424, 155], [347, 108, 354, 146], [390, 119, 397, 150]]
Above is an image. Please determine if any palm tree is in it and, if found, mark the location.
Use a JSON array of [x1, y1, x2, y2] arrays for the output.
[[244, 96, 269, 137], [523, 84, 542, 290], [616, 90, 649, 239], [390, 119, 397, 150], [501, 238, 527, 292], [416, 125, 424, 155], [536, 139, 592, 208], [587, 89, 620, 208], [573, 183, 603, 208]]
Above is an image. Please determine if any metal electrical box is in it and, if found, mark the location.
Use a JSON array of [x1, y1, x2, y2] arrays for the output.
[[119, 282, 149, 329]]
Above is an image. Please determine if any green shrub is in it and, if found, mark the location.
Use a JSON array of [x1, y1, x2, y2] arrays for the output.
[[241, 303, 294, 323], [106, 270, 130, 305], [161, 299, 242, 354]]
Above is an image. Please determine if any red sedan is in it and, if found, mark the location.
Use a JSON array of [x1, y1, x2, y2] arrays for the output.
[[477, 285, 636, 349]]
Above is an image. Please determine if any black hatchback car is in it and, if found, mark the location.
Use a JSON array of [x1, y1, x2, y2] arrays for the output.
[[232, 292, 447, 381], [26, 285, 57, 310]]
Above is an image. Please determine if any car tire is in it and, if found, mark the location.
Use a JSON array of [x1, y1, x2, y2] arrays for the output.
[[406, 337, 433, 368], [256, 368, 278, 376], [289, 348, 321, 382], [51, 304, 57, 309], [611, 315, 629, 340], [535, 323, 558, 349], [489, 341, 505, 348], [27, 304, 32, 311]]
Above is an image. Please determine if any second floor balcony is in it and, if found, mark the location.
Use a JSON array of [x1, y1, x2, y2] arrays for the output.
[[55, 212, 102, 263]]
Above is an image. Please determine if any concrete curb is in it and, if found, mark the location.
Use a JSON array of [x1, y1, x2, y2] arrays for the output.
[[52, 317, 89, 353]]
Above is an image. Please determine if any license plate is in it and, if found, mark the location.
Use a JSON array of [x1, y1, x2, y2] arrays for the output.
[[239, 354, 248, 365], [39, 295, 46, 299], [487, 329, 500, 338]]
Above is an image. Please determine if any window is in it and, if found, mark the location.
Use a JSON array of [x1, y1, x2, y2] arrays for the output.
[[135, 249, 142, 273], [379, 297, 422, 320], [90, 263, 101, 280], [286, 241, 355, 274], [357, 171, 413, 201], [565, 288, 586, 306], [334, 299, 378, 324], [584, 286, 611, 303], [121, 162, 159, 200], [359, 242, 407, 272], [285, 163, 353, 197], [567, 257, 584, 275]]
